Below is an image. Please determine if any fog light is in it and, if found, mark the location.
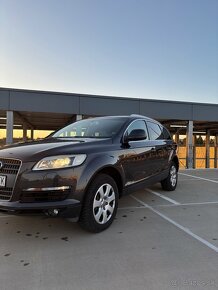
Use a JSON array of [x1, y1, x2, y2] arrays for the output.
[[53, 209, 59, 215], [47, 208, 59, 216]]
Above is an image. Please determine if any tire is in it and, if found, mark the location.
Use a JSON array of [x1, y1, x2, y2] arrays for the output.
[[79, 174, 119, 233], [161, 162, 178, 191]]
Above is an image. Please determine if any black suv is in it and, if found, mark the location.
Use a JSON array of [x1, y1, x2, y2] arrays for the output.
[[0, 115, 179, 232]]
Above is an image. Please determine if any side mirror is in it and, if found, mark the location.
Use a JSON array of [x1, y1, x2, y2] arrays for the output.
[[124, 129, 147, 143]]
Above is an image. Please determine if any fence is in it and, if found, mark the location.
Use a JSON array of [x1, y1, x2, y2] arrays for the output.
[[178, 146, 217, 169]]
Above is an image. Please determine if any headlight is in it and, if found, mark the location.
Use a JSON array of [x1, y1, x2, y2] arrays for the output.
[[32, 154, 87, 170]]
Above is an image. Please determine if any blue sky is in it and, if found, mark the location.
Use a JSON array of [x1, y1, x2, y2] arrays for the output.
[[0, 0, 217, 103]]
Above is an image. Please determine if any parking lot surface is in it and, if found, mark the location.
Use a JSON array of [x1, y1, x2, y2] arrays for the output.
[[1, 169, 218, 290]]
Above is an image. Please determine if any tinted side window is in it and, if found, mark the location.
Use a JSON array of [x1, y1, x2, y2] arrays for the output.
[[126, 120, 148, 139], [147, 122, 163, 140]]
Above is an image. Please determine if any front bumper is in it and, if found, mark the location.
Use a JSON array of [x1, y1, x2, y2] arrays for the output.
[[0, 198, 81, 218], [0, 158, 85, 218]]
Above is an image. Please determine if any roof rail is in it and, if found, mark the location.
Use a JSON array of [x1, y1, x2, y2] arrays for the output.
[[130, 114, 145, 118]]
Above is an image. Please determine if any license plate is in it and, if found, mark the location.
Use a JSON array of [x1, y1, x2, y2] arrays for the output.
[[0, 175, 6, 187]]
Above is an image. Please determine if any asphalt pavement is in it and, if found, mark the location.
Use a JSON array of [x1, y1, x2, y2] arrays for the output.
[[1, 169, 218, 290]]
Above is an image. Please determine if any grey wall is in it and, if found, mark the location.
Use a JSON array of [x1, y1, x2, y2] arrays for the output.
[[9, 91, 80, 114], [193, 104, 218, 122], [0, 88, 218, 122], [0, 90, 10, 110], [139, 100, 193, 120], [80, 96, 140, 116]]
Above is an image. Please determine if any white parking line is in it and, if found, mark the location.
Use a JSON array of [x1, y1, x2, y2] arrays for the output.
[[156, 201, 218, 207], [179, 178, 218, 181], [179, 173, 218, 184], [179, 177, 218, 181], [146, 188, 181, 205], [118, 201, 218, 210], [130, 195, 218, 253], [118, 206, 146, 210]]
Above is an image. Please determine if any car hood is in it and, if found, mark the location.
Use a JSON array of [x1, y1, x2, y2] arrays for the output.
[[0, 138, 111, 162]]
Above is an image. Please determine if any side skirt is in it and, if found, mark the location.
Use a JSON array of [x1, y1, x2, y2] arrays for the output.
[[122, 169, 169, 196]]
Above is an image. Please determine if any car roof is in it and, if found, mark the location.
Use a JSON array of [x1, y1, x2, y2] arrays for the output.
[[129, 114, 155, 122]]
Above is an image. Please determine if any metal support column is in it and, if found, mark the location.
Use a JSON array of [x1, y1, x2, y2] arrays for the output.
[[31, 129, 34, 140], [193, 135, 197, 169], [175, 133, 179, 144], [6, 111, 14, 145], [205, 130, 210, 168], [23, 124, 27, 142], [186, 120, 194, 169]]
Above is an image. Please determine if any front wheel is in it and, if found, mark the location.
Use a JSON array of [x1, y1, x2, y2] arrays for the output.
[[161, 162, 178, 191], [79, 174, 119, 233]]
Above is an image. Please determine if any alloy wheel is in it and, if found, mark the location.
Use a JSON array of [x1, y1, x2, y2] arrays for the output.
[[93, 183, 116, 224], [170, 165, 177, 187]]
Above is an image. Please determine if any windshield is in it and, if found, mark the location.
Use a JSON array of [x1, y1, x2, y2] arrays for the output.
[[52, 118, 127, 138]]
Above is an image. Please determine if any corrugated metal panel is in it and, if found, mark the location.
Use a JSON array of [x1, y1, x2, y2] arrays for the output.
[[193, 104, 218, 122], [139, 100, 193, 120], [0, 90, 10, 110], [80, 96, 140, 115], [9, 91, 79, 114], [0, 88, 217, 122]]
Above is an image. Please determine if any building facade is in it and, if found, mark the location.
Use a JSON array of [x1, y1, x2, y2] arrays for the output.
[[0, 87, 218, 169]]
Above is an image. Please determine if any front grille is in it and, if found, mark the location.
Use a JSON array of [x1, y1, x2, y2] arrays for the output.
[[0, 158, 21, 175], [0, 158, 22, 201], [20, 190, 70, 203]]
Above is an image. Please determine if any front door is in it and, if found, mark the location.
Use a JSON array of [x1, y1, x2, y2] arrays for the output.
[[120, 120, 155, 187]]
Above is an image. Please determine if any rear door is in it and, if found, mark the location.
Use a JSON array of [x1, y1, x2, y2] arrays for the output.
[[146, 121, 170, 173]]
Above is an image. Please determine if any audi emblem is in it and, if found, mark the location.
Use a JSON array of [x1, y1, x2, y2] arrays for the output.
[[0, 161, 4, 170]]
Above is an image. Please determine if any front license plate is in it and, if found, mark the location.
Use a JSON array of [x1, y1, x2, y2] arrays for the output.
[[0, 175, 6, 187]]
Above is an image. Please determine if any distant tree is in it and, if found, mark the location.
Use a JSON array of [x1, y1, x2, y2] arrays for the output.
[[210, 138, 214, 145], [178, 138, 186, 146], [196, 136, 204, 145]]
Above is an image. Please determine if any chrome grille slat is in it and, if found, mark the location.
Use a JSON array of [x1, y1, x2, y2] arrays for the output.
[[0, 158, 22, 201]]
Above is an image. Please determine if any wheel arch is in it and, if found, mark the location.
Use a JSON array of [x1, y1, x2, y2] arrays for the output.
[[84, 166, 124, 199]]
